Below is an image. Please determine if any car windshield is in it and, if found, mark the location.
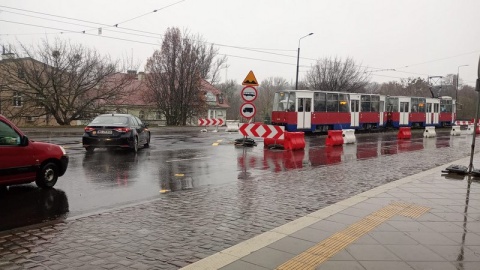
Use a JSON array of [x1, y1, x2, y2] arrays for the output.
[[91, 116, 129, 125]]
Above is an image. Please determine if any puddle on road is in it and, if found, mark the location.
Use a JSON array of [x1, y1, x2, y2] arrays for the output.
[[236, 134, 464, 174]]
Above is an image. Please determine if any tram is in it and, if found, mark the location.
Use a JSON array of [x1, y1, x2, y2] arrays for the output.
[[271, 90, 456, 132]]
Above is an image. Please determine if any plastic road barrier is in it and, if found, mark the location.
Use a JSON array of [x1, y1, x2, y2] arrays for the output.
[[342, 129, 356, 144], [423, 126, 436, 138], [450, 125, 461, 136], [397, 127, 411, 139], [326, 130, 344, 146], [283, 132, 306, 150], [466, 124, 475, 135], [225, 120, 240, 132]]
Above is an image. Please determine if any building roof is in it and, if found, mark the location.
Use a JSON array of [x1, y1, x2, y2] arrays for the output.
[[107, 73, 229, 108]]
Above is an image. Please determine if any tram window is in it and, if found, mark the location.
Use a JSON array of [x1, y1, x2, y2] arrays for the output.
[[288, 92, 296, 111], [327, 93, 338, 112], [426, 103, 432, 113], [314, 92, 326, 112], [434, 103, 439, 113], [418, 102, 426, 112], [273, 92, 283, 111], [338, 94, 348, 112], [305, 99, 311, 112], [440, 99, 452, 113], [298, 99, 304, 112], [371, 96, 379, 112], [386, 97, 399, 112], [274, 92, 294, 111]]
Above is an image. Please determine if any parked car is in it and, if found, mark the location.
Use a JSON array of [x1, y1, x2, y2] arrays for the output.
[[0, 115, 69, 189], [82, 113, 151, 153]]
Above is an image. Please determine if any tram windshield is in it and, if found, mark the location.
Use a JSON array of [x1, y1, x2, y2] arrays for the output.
[[440, 99, 453, 113], [273, 91, 296, 111]]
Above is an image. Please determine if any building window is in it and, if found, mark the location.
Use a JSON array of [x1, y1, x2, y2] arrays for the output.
[[13, 92, 22, 107], [205, 92, 216, 102], [217, 94, 224, 104], [17, 69, 25, 79], [139, 110, 145, 119], [155, 111, 161, 120], [35, 93, 45, 108]]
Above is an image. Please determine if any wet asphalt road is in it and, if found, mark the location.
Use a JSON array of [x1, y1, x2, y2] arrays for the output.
[[0, 127, 474, 231], [1, 127, 479, 269]]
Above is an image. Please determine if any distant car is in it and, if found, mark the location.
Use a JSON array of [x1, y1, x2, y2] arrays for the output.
[[0, 115, 69, 189], [82, 113, 151, 153]]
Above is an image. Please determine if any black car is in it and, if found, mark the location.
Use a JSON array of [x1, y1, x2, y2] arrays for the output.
[[82, 114, 150, 153]]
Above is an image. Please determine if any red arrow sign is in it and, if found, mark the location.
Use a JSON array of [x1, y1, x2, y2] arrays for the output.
[[198, 118, 224, 126], [239, 123, 284, 139]]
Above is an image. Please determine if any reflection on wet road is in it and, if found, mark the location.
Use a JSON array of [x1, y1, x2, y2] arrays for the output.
[[0, 128, 476, 231]]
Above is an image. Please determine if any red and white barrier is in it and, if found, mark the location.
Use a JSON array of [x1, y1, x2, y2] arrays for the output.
[[398, 127, 411, 139], [239, 123, 285, 139], [455, 121, 472, 126], [264, 131, 305, 150], [198, 118, 224, 126], [326, 130, 344, 146]]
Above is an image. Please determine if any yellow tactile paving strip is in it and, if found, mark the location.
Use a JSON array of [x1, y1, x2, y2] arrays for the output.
[[275, 202, 431, 270]]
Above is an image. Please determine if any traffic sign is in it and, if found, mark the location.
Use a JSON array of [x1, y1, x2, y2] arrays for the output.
[[242, 70, 259, 86], [240, 103, 256, 119], [239, 123, 285, 139], [241, 86, 258, 102], [198, 118, 224, 126]]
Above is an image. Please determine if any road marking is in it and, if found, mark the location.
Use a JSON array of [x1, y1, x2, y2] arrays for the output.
[[175, 173, 185, 177], [212, 140, 222, 146], [276, 202, 430, 270]]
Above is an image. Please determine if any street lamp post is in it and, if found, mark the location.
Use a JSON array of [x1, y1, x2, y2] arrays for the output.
[[456, 64, 468, 102], [295, 33, 313, 90]]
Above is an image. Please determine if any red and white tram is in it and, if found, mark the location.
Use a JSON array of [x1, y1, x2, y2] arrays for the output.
[[271, 90, 456, 132]]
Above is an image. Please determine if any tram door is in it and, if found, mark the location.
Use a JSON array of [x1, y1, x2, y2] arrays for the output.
[[297, 97, 312, 129], [399, 100, 410, 126], [379, 96, 385, 126], [350, 94, 360, 127], [426, 101, 433, 125], [426, 98, 439, 125]]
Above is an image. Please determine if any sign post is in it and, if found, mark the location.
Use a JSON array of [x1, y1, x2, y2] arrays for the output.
[[235, 71, 259, 147]]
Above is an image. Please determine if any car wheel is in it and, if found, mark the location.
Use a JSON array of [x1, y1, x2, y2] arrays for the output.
[[144, 133, 150, 148], [131, 136, 138, 153], [35, 162, 59, 189], [85, 146, 95, 153]]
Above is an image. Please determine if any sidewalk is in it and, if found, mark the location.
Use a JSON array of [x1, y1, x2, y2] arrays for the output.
[[183, 156, 480, 270]]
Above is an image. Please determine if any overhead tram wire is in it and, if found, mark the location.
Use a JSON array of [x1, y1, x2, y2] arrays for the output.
[[4, 5, 474, 84], [112, 0, 186, 27], [2, 4, 480, 76], [0, 19, 302, 67], [0, 10, 162, 40], [0, 5, 300, 59], [394, 50, 480, 70]]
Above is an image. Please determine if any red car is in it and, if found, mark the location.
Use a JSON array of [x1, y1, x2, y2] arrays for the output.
[[0, 115, 69, 189]]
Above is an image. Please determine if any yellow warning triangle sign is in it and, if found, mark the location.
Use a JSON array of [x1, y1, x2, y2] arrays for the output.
[[242, 70, 259, 86]]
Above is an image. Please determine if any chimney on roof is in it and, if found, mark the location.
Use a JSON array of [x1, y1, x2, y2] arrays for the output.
[[1, 45, 15, 60], [127, 70, 137, 79], [137, 71, 145, 81]]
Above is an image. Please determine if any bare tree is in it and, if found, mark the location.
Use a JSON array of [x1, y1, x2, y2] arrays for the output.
[[457, 85, 476, 119], [214, 79, 241, 120], [257, 77, 289, 122], [0, 39, 132, 125], [305, 56, 370, 92], [145, 27, 225, 125]]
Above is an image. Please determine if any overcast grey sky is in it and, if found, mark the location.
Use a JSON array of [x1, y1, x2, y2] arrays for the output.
[[1, 0, 479, 87]]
